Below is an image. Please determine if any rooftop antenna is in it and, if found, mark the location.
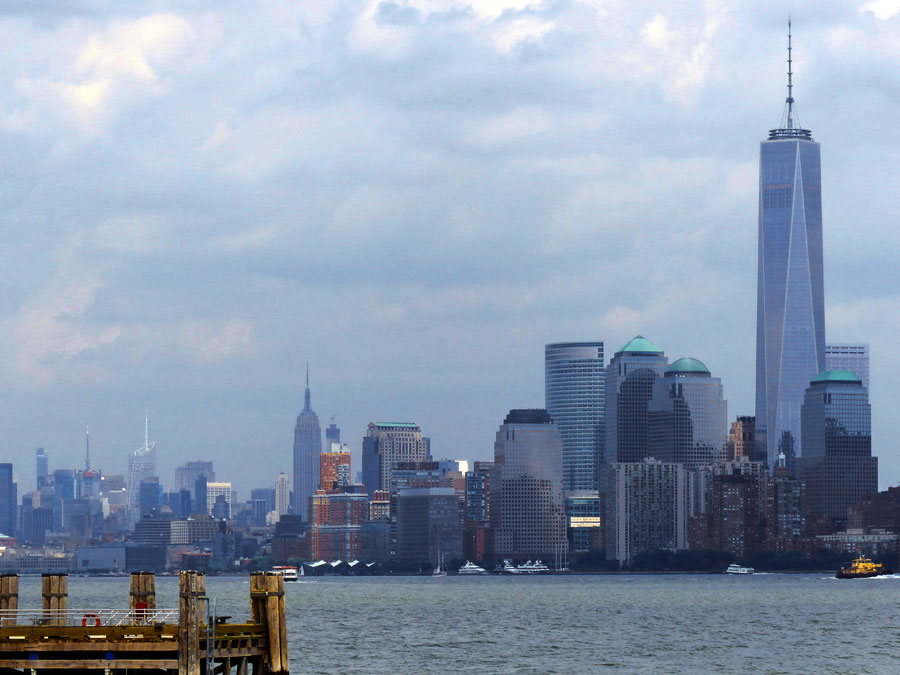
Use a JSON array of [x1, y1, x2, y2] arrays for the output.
[[303, 362, 312, 412], [85, 424, 91, 471], [786, 17, 794, 129], [771, 17, 811, 140], [145, 409, 149, 450]]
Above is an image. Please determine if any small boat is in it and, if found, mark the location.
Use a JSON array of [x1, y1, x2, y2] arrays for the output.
[[725, 563, 755, 575], [432, 553, 447, 577], [516, 560, 550, 574], [270, 565, 299, 582], [836, 556, 894, 579], [458, 561, 487, 575]]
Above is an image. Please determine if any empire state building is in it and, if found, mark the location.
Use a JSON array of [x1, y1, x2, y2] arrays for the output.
[[755, 24, 826, 470]]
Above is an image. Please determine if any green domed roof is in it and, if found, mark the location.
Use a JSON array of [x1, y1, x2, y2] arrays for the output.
[[618, 335, 663, 355], [665, 357, 710, 375], [811, 369, 862, 384]]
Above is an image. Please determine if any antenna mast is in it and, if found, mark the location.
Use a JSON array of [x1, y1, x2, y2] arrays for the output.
[[85, 424, 91, 471], [145, 409, 149, 450], [786, 18, 794, 129], [770, 17, 811, 141]]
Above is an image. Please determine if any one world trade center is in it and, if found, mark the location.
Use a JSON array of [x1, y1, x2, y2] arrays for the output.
[[755, 24, 825, 470]]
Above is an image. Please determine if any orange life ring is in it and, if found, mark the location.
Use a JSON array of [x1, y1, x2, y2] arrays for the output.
[[82, 613, 101, 627]]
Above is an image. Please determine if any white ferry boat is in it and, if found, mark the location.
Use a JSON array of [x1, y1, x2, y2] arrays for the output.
[[458, 561, 487, 575], [725, 563, 754, 575], [516, 560, 550, 575], [271, 565, 299, 582]]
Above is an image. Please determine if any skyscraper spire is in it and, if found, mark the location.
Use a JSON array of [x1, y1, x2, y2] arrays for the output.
[[145, 409, 149, 451], [85, 424, 91, 472], [771, 19, 812, 141], [785, 17, 794, 129], [304, 362, 312, 412]]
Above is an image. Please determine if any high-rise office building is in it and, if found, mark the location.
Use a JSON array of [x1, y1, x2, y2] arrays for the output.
[[274, 473, 290, 517], [206, 482, 233, 517], [362, 423, 431, 497], [796, 370, 877, 533], [308, 489, 368, 562], [647, 357, 728, 470], [138, 476, 161, 519], [325, 422, 341, 446], [755, 27, 826, 469], [251, 487, 276, 514], [396, 487, 463, 568], [606, 459, 689, 564], [825, 343, 869, 391], [175, 461, 215, 493], [544, 342, 605, 492], [35, 448, 48, 490], [320, 444, 351, 493], [127, 416, 157, 528], [603, 336, 668, 490], [292, 369, 322, 522], [765, 455, 806, 547], [0, 464, 16, 537], [491, 409, 567, 564], [727, 416, 756, 461], [464, 461, 495, 524]]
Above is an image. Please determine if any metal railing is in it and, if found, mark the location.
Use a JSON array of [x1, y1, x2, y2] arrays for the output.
[[0, 608, 178, 627]]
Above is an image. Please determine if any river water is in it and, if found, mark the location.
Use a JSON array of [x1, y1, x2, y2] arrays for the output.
[[12, 573, 900, 673]]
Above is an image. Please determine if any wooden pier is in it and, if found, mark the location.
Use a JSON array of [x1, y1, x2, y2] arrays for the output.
[[0, 571, 289, 674]]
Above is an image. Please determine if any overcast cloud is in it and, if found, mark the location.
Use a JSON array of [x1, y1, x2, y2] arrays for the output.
[[1, 0, 899, 495]]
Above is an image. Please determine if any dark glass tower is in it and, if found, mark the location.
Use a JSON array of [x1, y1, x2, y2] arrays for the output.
[[796, 370, 876, 532], [602, 336, 668, 495], [755, 24, 825, 469]]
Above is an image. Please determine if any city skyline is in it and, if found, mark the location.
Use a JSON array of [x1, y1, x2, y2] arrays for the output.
[[1, 4, 899, 496]]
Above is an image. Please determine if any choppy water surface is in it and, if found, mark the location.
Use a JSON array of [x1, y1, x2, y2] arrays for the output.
[[13, 573, 900, 673]]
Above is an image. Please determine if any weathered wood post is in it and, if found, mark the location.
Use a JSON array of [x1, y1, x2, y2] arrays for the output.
[[178, 571, 204, 675], [249, 572, 289, 673], [130, 572, 156, 624], [249, 572, 267, 673], [276, 573, 288, 671], [41, 573, 68, 626], [0, 574, 18, 626]]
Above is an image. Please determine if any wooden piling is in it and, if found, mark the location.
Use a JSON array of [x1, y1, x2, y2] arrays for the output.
[[178, 570, 205, 675], [130, 571, 156, 624], [249, 572, 289, 673], [265, 572, 283, 673], [276, 573, 288, 670], [249, 572, 265, 625], [0, 575, 18, 626], [41, 573, 68, 627]]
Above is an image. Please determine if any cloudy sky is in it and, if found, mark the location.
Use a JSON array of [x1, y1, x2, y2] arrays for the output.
[[1, 0, 899, 497]]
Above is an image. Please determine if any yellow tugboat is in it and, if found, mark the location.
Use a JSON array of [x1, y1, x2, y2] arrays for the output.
[[835, 556, 894, 579]]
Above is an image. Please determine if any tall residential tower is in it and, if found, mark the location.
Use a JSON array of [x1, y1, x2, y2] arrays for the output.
[[755, 24, 825, 469]]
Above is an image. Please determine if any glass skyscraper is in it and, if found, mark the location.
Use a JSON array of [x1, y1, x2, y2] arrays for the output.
[[544, 342, 605, 492], [604, 336, 668, 466], [797, 370, 876, 531], [647, 357, 728, 471], [755, 29, 825, 469]]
